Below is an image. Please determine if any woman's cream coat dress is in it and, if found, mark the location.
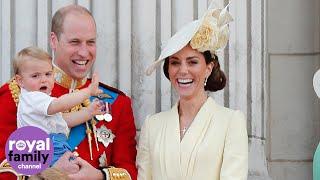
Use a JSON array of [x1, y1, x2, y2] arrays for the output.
[[137, 97, 248, 180]]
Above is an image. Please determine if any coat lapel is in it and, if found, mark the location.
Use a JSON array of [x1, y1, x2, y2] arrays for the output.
[[180, 97, 216, 178], [161, 103, 182, 179]]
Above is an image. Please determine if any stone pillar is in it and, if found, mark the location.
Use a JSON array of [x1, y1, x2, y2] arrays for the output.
[[92, 0, 117, 86], [132, 0, 157, 129], [267, 0, 320, 179], [229, 0, 271, 179], [0, 0, 12, 84]]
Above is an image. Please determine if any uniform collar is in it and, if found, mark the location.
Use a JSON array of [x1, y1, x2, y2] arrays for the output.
[[53, 63, 87, 90]]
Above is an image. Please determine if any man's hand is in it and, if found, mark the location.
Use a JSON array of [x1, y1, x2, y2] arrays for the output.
[[68, 157, 104, 180], [53, 151, 80, 174]]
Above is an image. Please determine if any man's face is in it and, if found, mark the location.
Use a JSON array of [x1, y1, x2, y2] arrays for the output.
[[50, 13, 96, 80]]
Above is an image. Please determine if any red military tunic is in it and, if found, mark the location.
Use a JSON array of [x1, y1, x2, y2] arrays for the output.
[[0, 71, 137, 179]]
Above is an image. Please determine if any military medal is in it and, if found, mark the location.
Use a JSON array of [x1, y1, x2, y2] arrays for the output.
[[104, 113, 112, 122], [99, 151, 108, 167], [97, 93, 112, 99], [95, 102, 112, 122], [95, 113, 112, 122], [97, 125, 115, 147], [95, 114, 104, 121]]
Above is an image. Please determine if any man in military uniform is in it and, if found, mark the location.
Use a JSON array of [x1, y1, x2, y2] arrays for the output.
[[0, 5, 137, 180]]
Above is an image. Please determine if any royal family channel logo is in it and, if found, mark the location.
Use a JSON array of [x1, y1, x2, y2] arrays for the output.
[[5, 126, 53, 175]]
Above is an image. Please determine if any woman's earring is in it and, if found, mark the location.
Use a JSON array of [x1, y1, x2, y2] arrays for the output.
[[204, 77, 208, 86]]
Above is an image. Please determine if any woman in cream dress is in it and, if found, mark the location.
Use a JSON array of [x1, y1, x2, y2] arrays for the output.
[[137, 3, 248, 180]]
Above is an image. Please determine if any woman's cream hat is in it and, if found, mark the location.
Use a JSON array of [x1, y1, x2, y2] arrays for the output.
[[145, 2, 233, 75], [313, 69, 320, 98]]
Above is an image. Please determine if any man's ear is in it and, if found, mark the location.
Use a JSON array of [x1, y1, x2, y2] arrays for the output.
[[50, 32, 58, 51], [15, 74, 23, 88]]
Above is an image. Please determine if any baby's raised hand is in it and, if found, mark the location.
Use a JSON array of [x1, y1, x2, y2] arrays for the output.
[[88, 98, 106, 116], [88, 73, 103, 96]]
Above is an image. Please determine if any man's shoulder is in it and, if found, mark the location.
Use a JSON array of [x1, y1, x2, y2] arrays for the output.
[[0, 83, 10, 95], [0, 81, 17, 112], [98, 82, 126, 96], [0, 81, 18, 103]]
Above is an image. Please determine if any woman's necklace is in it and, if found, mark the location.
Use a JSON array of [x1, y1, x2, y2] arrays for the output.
[[180, 120, 192, 140], [179, 94, 208, 140], [180, 126, 189, 136], [178, 105, 194, 139]]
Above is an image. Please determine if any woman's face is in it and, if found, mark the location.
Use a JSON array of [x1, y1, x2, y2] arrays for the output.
[[168, 45, 213, 99]]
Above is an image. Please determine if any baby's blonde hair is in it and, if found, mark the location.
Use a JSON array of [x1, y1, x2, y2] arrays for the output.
[[13, 46, 52, 75]]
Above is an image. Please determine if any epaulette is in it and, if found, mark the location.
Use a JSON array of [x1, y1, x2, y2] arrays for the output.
[[98, 82, 125, 96], [87, 78, 125, 96], [8, 78, 20, 106]]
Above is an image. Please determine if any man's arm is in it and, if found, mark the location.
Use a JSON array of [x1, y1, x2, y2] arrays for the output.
[[0, 83, 21, 179], [110, 95, 137, 180]]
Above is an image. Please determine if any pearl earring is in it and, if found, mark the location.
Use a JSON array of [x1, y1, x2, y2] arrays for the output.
[[204, 77, 208, 86]]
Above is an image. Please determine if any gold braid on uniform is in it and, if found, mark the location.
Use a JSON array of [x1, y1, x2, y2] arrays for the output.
[[0, 159, 26, 180], [4, 79, 28, 179], [8, 78, 20, 106], [53, 67, 87, 89], [105, 167, 132, 180]]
